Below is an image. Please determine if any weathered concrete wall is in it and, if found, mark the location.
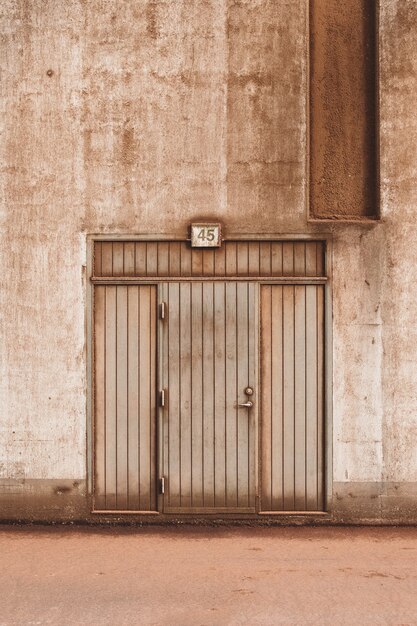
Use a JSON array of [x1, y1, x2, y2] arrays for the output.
[[1, 0, 416, 522], [331, 0, 417, 522]]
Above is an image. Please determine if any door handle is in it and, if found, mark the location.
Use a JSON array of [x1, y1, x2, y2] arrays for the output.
[[238, 401, 253, 408]]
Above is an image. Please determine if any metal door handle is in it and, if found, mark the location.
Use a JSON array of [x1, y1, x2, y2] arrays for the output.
[[238, 401, 253, 408]]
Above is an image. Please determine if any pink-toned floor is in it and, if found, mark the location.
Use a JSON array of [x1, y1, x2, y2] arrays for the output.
[[0, 525, 416, 625]]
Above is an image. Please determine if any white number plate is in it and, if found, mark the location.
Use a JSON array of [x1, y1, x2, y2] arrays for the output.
[[190, 223, 222, 248]]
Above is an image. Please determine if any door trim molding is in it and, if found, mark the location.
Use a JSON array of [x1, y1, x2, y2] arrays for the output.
[[91, 277, 327, 285], [88, 233, 333, 241]]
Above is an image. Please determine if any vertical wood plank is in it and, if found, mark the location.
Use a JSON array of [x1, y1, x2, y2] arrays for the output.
[[94, 286, 106, 509], [169, 242, 181, 276], [236, 242, 249, 275], [127, 286, 140, 510], [179, 283, 192, 507], [294, 285, 306, 509], [294, 242, 306, 276], [271, 242, 283, 276], [214, 245, 226, 276], [202, 250, 215, 276], [157, 242, 169, 276], [316, 242, 325, 277], [149, 287, 157, 511], [146, 242, 158, 276], [191, 282, 203, 507], [116, 286, 128, 509], [135, 243, 147, 276], [236, 282, 249, 507], [124, 243, 135, 276], [202, 282, 215, 506], [94, 242, 102, 277], [105, 286, 117, 509], [282, 242, 294, 276], [260, 286, 272, 511], [316, 286, 325, 509], [214, 282, 226, 506], [225, 282, 237, 507], [259, 242, 272, 276], [305, 242, 318, 276], [191, 249, 203, 276], [248, 242, 260, 276], [112, 243, 124, 276], [306, 285, 318, 510], [283, 286, 295, 510], [225, 242, 237, 276], [138, 287, 151, 509], [167, 283, 181, 507], [101, 243, 113, 276], [180, 244, 192, 276], [161, 282, 170, 509], [271, 286, 284, 510], [248, 282, 257, 508]]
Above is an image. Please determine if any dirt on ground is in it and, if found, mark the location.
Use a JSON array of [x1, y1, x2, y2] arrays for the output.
[[0, 525, 416, 625]]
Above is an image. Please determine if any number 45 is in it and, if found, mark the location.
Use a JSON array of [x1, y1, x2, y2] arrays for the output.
[[198, 227, 215, 242]]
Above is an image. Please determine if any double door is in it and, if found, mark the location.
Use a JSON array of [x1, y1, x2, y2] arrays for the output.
[[93, 279, 324, 515]]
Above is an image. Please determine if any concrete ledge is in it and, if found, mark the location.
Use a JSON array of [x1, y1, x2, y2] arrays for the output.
[[1, 480, 416, 524], [0, 479, 88, 521], [332, 482, 417, 524]]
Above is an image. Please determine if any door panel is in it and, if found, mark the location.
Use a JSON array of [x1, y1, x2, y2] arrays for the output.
[[94, 285, 157, 512], [162, 281, 257, 513], [260, 285, 325, 512]]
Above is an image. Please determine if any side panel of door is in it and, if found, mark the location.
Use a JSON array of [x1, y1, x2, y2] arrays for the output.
[[93, 285, 158, 512], [260, 284, 325, 512]]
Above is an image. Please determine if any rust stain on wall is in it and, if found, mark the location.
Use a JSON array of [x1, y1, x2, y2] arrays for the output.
[[310, 0, 378, 219]]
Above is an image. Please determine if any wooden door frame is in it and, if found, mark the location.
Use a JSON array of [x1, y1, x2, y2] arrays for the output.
[[86, 233, 333, 518]]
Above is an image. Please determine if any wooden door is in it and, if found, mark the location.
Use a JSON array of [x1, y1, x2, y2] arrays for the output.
[[260, 285, 325, 512], [161, 282, 257, 513], [93, 285, 157, 512]]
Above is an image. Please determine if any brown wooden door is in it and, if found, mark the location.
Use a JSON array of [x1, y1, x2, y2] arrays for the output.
[[160, 282, 257, 513]]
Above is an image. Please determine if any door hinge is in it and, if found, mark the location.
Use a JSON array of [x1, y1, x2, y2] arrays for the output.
[[159, 302, 166, 320], [159, 389, 166, 407], [160, 477, 165, 494]]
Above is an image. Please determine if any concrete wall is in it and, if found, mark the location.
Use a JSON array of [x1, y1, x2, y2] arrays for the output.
[[1, 0, 416, 522]]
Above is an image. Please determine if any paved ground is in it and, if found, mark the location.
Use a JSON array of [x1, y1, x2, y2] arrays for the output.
[[0, 525, 416, 625]]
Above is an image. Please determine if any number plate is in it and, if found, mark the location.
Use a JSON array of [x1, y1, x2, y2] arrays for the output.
[[190, 223, 222, 248]]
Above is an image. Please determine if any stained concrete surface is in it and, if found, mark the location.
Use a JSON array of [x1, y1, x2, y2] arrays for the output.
[[2, 0, 417, 524], [310, 0, 378, 218], [0, 526, 416, 625]]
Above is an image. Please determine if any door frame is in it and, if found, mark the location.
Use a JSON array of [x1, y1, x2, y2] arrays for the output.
[[86, 233, 333, 517]]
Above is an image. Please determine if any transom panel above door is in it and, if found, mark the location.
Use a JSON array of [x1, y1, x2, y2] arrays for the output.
[[93, 240, 325, 279]]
